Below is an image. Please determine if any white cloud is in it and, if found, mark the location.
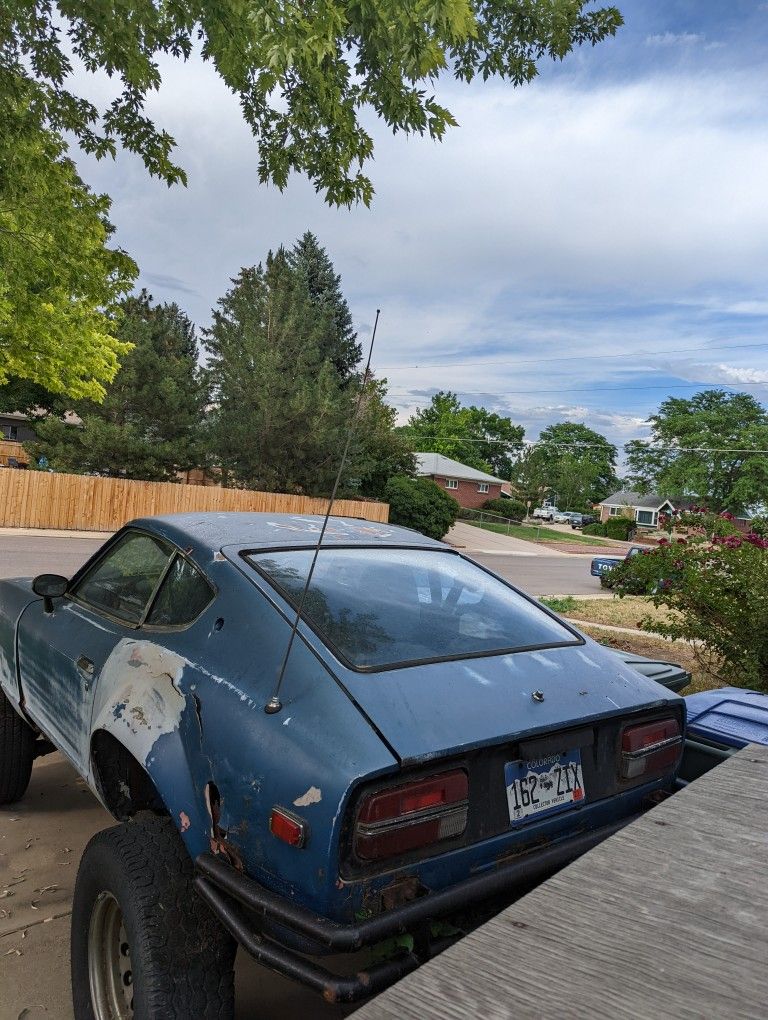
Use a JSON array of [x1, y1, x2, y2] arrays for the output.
[[67, 51, 768, 450], [646, 32, 705, 46], [649, 359, 768, 390]]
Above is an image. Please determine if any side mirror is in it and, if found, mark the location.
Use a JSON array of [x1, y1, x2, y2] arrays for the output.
[[32, 574, 69, 614]]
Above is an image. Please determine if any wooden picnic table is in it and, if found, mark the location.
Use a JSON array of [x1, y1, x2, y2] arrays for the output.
[[355, 743, 767, 1020]]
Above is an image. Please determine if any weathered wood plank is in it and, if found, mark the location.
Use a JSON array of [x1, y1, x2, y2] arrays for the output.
[[356, 745, 768, 1020]]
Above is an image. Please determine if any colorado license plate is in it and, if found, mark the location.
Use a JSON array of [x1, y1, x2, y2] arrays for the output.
[[505, 748, 585, 825]]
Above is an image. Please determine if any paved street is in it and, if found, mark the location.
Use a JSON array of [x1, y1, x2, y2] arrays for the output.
[[0, 531, 603, 595]]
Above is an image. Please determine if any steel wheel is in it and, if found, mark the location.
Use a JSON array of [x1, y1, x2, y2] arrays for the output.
[[88, 891, 134, 1019]]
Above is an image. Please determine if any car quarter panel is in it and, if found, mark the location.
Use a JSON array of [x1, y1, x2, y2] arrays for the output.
[[88, 550, 399, 919]]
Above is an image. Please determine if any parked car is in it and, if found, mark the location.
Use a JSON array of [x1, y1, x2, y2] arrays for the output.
[[0, 513, 686, 1016], [570, 513, 597, 529], [590, 545, 645, 577], [532, 504, 559, 521], [553, 511, 580, 524]]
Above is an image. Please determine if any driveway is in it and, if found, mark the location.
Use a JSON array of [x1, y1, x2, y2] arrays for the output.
[[446, 521, 565, 556]]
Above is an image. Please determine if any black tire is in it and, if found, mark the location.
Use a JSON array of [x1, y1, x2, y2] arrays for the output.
[[71, 813, 236, 1020], [0, 687, 36, 804]]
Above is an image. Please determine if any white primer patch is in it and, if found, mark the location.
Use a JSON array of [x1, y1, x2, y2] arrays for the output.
[[294, 786, 322, 807], [92, 639, 187, 766]]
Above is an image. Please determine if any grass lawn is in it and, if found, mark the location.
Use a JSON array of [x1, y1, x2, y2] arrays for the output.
[[538, 595, 720, 695], [542, 595, 676, 629], [466, 520, 613, 547]]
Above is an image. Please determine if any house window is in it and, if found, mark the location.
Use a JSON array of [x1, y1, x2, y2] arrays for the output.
[[445, 479, 458, 490], [609, 506, 621, 516], [636, 510, 655, 526], [478, 482, 489, 494], [1, 424, 18, 441]]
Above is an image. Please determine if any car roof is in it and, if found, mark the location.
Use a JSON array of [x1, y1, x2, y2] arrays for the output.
[[130, 512, 445, 555]]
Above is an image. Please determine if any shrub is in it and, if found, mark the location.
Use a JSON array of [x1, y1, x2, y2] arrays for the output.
[[384, 475, 459, 541], [481, 497, 525, 521], [604, 517, 635, 541], [610, 512, 768, 690], [582, 522, 606, 537]]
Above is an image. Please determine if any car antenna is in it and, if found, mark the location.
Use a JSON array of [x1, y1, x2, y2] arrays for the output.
[[265, 309, 381, 714]]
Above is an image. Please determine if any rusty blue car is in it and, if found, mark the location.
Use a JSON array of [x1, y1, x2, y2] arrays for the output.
[[0, 513, 686, 1018]]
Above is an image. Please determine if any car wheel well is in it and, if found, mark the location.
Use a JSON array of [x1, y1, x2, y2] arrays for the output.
[[91, 730, 168, 821]]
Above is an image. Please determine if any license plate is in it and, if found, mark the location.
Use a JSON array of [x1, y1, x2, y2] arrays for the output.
[[505, 748, 585, 825]]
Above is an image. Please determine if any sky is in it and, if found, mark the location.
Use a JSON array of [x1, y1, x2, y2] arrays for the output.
[[71, 0, 768, 454]]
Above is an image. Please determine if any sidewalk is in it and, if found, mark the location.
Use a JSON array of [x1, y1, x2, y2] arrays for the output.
[[445, 521, 566, 556], [0, 528, 113, 540]]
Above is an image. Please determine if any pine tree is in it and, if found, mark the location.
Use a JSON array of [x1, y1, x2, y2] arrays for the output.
[[30, 291, 205, 480], [203, 251, 352, 494], [287, 232, 362, 380]]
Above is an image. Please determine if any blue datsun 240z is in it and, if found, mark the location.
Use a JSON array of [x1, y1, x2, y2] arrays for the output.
[[0, 513, 686, 1017]]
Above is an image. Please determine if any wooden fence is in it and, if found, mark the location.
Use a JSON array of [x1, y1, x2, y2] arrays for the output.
[[0, 470, 388, 532], [0, 440, 30, 466]]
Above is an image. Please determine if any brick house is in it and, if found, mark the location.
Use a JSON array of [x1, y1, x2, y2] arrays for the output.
[[415, 453, 505, 509]]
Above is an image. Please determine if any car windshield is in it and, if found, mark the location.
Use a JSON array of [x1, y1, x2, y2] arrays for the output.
[[246, 547, 579, 670]]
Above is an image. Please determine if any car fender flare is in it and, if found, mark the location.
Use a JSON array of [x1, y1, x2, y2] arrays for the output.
[[89, 637, 213, 855]]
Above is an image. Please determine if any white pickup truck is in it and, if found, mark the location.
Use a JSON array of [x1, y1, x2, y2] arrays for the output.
[[532, 505, 559, 521]]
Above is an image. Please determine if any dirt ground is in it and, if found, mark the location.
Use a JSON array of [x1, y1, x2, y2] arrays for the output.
[[0, 755, 355, 1020]]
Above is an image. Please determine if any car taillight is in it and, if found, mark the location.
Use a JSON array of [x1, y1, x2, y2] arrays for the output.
[[620, 717, 682, 780], [355, 770, 468, 862]]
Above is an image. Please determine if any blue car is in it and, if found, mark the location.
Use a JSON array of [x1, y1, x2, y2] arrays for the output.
[[0, 513, 685, 1017], [591, 545, 645, 577]]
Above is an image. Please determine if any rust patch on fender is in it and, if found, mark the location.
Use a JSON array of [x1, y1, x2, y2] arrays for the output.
[[205, 782, 244, 872]]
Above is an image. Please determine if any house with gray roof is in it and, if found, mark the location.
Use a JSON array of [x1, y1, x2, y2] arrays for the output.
[[415, 453, 505, 509], [598, 490, 676, 529]]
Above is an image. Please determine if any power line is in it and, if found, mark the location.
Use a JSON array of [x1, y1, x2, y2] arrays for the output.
[[389, 381, 768, 396], [410, 436, 768, 454], [378, 340, 768, 372]]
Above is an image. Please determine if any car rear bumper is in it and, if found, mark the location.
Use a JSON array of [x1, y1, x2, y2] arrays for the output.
[[194, 814, 637, 1003]]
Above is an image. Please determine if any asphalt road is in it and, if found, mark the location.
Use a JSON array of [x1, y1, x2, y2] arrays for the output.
[[0, 534, 604, 595]]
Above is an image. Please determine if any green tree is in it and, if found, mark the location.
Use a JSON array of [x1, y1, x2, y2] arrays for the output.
[[287, 232, 362, 380], [513, 422, 619, 511], [0, 101, 136, 398], [401, 391, 524, 478], [625, 390, 768, 514], [29, 292, 205, 479], [385, 475, 459, 541], [347, 378, 416, 498], [203, 252, 350, 494], [0, 377, 65, 417], [2, 2, 623, 206]]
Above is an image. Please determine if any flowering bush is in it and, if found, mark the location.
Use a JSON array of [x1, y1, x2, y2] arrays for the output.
[[610, 510, 768, 691]]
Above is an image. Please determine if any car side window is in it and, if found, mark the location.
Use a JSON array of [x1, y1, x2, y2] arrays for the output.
[[73, 532, 172, 625], [144, 554, 214, 628]]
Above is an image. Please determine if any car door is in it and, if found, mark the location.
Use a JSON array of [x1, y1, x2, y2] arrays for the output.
[[16, 530, 174, 772]]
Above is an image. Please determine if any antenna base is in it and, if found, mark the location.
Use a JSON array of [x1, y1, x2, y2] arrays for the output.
[[264, 696, 283, 715]]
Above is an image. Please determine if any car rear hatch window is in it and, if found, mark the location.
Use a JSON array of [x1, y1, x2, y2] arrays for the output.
[[245, 547, 580, 671]]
